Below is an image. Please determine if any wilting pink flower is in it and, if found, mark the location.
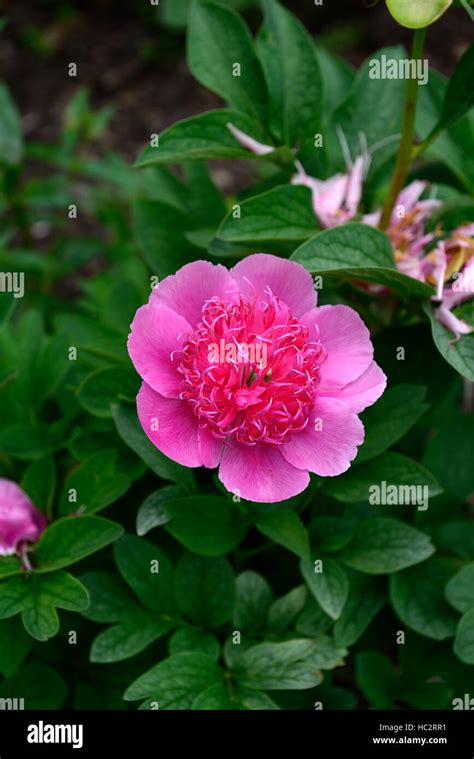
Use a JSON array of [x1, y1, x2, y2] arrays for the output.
[[426, 226, 474, 341], [384, 180, 441, 259], [0, 479, 47, 557], [128, 255, 386, 502], [291, 156, 374, 228]]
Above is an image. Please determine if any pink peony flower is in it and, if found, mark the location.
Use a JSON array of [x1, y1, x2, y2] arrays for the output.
[[128, 255, 386, 502], [0, 479, 47, 557]]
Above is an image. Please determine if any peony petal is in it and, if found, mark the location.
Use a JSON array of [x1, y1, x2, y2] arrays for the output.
[[316, 174, 348, 216], [218, 445, 309, 503], [435, 305, 472, 342], [128, 303, 191, 398], [281, 397, 364, 477], [198, 427, 223, 469], [345, 155, 366, 216], [137, 383, 201, 467], [362, 209, 382, 227], [301, 304, 374, 391], [323, 361, 387, 413], [150, 260, 238, 328], [231, 253, 316, 317], [394, 180, 426, 214], [227, 123, 275, 155]]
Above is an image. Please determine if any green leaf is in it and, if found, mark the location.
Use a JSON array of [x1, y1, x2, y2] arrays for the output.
[[135, 109, 270, 167], [133, 200, 197, 279], [112, 403, 189, 484], [124, 652, 223, 707], [233, 571, 273, 633], [0, 83, 23, 165], [291, 224, 434, 297], [325, 451, 442, 504], [0, 556, 23, 581], [256, 508, 310, 559], [0, 617, 33, 677], [33, 516, 124, 573], [164, 495, 248, 557], [82, 564, 176, 663], [59, 450, 131, 515], [424, 302, 474, 382], [169, 627, 220, 659], [0, 571, 89, 641], [390, 559, 458, 640], [259, 0, 322, 144], [300, 557, 349, 620], [90, 613, 174, 663], [21, 454, 55, 515], [445, 563, 474, 613], [114, 535, 174, 614], [54, 313, 128, 364], [136, 486, 182, 536], [357, 384, 428, 463], [211, 185, 318, 256], [80, 571, 137, 623], [355, 652, 396, 708], [187, 0, 267, 123], [267, 585, 307, 634], [310, 517, 357, 553], [0, 291, 16, 326], [454, 608, 474, 664], [334, 573, 385, 647], [434, 520, 474, 560], [437, 43, 474, 132], [0, 663, 66, 708], [339, 517, 435, 574], [173, 554, 235, 629], [423, 408, 474, 500], [386, 0, 452, 29], [233, 639, 325, 690], [295, 597, 333, 637], [327, 47, 406, 175], [183, 162, 227, 225], [416, 69, 474, 193], [77, 367, 138, 418], [316, 47, 355, 117], [192, 683, 279, 710]]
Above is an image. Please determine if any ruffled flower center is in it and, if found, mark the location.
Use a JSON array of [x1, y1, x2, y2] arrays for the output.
[[176, 292, 326, 445]]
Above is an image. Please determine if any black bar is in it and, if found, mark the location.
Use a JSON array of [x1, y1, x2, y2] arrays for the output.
[[0, 710, 473, 757]]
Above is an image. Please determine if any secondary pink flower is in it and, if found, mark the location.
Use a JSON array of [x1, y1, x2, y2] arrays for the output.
[[0, 479, 47, 557], [128, 255, 386, 502], [427, 226, 474, 341], [291, 156, 373, 228]]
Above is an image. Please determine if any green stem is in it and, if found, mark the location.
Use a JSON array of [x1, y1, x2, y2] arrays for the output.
[[379, 28, 426, 230]]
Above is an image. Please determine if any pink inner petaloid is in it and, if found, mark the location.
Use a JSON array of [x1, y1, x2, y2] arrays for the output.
[[176, 291, 327, 446]]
